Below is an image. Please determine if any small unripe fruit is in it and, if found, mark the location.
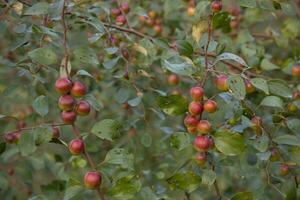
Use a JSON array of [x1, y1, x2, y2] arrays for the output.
[[116, 15, 126, 25], [55, 78, 73, 94], [153, 25, 162, 35], [61, 111, 77, 124], [52, 127, 60, 139], [279, 164, 289, 176], [58, 95, 76, 111], [121, 49, 130, 60], [188, 101, 203, 115], [228, 118, 237, 126], [187, 126, 197, 134], [216, 75, 228, 91], [227, 6, 240, 16], [168, 74, 180, 86], [293, 91, 300, 100], [71, 81, 87, 97], [197, 120, 212, 134], [190, 86, 204, 101], [194, 135, 210, 151], [184, 115, 199, 127], [111, 8, 121, 18], [187, 6, 195, 16], [287, 103, 298, 113], [195, 152, 207, 166], [245, 80, 255, 94], [84, 171, 102, 189], [211, 1, 222, 13], [139, 15, 147, 23], [76, 100, 91, 116], [204, 100, 217, 113], [120, 2, 130, 13], [69, 139, 84, 155], [148, 11, 156, 19], [291, 65, 300, 77]]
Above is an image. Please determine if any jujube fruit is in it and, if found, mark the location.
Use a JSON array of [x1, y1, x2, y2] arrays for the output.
[[61, 111, 77, 124], [216, 75, 228, 91], [188, 101, 203, 115], [55, 78, 72, 94], [76, 100, 91, 116], [71, 81, 87, 97], [58, 95, 76, 111], [84, 171, 102, 189], [69, 139, 84, 155], [190, 86, 204, 101], [211, 1, 222, 13], [194, 135, 210, 151], [197, 120, 212, 134], [203, 100, 217, 113]]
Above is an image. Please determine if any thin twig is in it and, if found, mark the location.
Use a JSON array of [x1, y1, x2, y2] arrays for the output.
[[210, 162, 222, 200], [2, 123, 68, 135], [201, 18, 212, 87], [61, 0, 69, 74]]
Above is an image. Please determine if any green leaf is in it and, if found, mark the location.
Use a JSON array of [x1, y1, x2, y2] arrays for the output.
[[139, 187, 158, 200], [214, 52, 248, 67], [170, 132, 190, 151], [167, 172, 201, 192], [176, 40, 193, 57], [238, 0, 257, 8], [109, 174, 141, 199], [260, 96, 284, 109], [103, 57, 120, 69], [28, 47, 57, 66], [18, 132, 37, 156], [91, 119, 122, 141], [286, 118, 300, 134], [164, 55, 195, 76], [260, 58, 280, 71], [201, 169, 216, 186], [273, 135, 300, 147], [24, 2, 49, 15], [214, 130, 245, 156], [280, 3, 297, 16], [268, 80, 292, 98], [114, 88, 130, 104], [0, 143, 6, 155], [252, 135, 269, 152], [157, 94, 188, 116], [103, 148, 134, 169], [85, 94, 102, 111], [250, 78, 269, 94], [75, 70, 93, 78], [212, 12, 231, 33], [73, 47, 99, 66], [228, 75, 246, 100], [33, 126, 53, 145], [81, 17, 105, 34], [127, 97, 142, 107], [281, 179, 297, 200], [32, 95, 49, 117], [231, 191, 253, 200], [63, 185, 84, 200]]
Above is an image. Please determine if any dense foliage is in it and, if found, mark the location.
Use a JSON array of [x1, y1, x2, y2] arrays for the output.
[[0, 0, 300, 199]]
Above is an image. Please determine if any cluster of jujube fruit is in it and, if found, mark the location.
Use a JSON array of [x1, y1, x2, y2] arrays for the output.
[[55, 77, 102, 189], [110, 2, 130, 26], [55, 77, 91, 124], [138, 10, 163, 36]]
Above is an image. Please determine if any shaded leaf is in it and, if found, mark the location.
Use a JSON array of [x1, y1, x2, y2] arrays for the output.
[[214, 130, 245, 156], [91, 119, 122, 141], [157, 94, 188, 116]]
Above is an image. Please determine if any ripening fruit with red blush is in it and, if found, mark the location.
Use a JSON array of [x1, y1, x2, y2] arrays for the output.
[[76, 100, 91, 116], [279, 164, 289, 176], [55, 78, 73, 94], [270, 148, 280, 162], [195, 152, 207, 166], [188, 101, 203, 115], [216, 75, 229, 91], [194, 135, 210, 151], [291, 65, 300, 77], [61, 111, 77, 124], [197, 120, 212, 134], [204, 100, 217, 113], [52, 127, 60, 139], [168, 74, 180, 86], [184, 115, 198, 127], [293, 91, 300, 100], [58, 95, 76, 111], [230, 19, 239, 29], [116, 15, 127, 26], [211, 1, 222, 13], [227, 6, 240, 16], [120, 2, 130, 13], [84, 171, 102, 189], [16, 121, 26, 130], [187, 6, 195, 16], [69, 139, 85, 155], [187, 126, 197, 134], [4, 133, 17, 144], [245, 80, 255, 94], [190, 86, 204, 101], [111, 8, 121, 18], [71, 81, 87, 97]]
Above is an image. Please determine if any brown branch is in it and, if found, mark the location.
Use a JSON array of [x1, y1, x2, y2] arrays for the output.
[[61, 0, 69, 75], [2, 123, 67, 135], [71, 124, 106, 200]]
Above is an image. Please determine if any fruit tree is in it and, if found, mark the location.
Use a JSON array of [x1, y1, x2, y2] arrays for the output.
[[0, 0, 300, 199]]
